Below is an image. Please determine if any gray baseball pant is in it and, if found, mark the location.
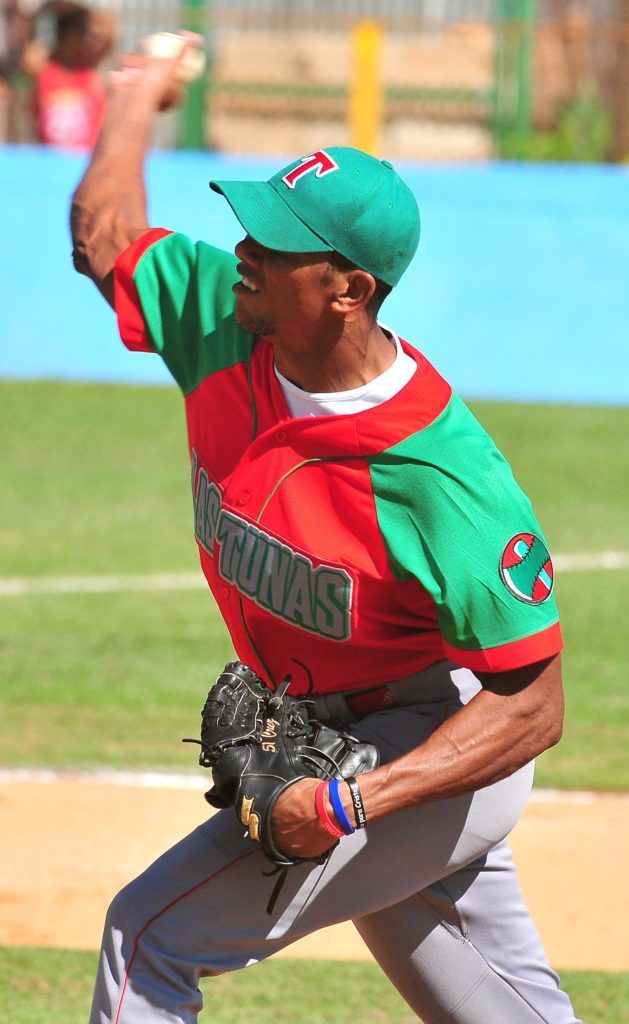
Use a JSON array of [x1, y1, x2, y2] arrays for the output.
[[89, 665, 581, 1024]]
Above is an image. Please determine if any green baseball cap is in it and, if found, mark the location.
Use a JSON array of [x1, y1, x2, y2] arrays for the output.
[[210, 147, 420, 287]]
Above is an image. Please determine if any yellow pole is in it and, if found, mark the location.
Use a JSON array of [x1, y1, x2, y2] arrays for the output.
[[349, 19, 383, 155]]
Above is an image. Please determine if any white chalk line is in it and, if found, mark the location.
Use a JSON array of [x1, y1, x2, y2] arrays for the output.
[[0, 552, 627, 597], [0, 768, 208, 790], [0, 572, 205, 597], [0, 768, 627, 804], [554, 551, 629, 571]]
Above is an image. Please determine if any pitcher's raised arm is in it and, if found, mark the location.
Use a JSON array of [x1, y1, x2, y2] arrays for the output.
[[70, 34, 200, 306]]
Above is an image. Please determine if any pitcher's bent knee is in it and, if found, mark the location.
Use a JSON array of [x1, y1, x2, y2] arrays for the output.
[[104, 876, 154, 941]]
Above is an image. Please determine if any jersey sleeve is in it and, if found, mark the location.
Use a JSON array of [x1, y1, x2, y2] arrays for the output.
[[369, 394, 562, 672], [113, 228, 254, 395]]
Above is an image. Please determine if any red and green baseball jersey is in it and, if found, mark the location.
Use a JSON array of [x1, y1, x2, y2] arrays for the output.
[[114, 229, 562, 695]]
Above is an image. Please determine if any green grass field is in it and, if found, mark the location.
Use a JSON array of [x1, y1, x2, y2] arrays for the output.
[[1, 948, 628, 1024], [1, 381, 628, 1024]]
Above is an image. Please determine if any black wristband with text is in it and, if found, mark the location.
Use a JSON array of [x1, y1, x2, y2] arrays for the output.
[[345, 776, 367, 829]]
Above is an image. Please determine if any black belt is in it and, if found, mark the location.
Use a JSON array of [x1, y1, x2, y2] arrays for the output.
[[311, 660, 457, 724]]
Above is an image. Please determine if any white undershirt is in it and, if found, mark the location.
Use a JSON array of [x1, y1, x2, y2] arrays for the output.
[[274, 325, 417, 418]]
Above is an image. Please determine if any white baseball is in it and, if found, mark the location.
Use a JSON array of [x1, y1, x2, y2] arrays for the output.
[[140, 32, 206, 83]]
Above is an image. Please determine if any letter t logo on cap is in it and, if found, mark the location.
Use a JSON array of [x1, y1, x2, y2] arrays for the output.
[[282, 150, 340, 189]]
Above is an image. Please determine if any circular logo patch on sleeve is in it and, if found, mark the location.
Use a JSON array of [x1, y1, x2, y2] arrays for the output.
[[500, 533, 554, 605]]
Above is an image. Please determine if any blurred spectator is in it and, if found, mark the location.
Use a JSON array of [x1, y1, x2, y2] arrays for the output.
[[29, 1, 115, 148], [1, 0, 28, 79], [1, 0, 32, 139]]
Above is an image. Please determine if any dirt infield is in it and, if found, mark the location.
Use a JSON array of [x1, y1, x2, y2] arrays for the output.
[[1, 777, 627, 970]]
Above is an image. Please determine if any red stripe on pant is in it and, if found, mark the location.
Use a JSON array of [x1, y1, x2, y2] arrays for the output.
[[114, 848, 259, 1024]]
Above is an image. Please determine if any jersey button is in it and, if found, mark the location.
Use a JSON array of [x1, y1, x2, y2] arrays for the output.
[[220, 585, 230, 599], [274, 430, 288, 444], [235, 491, 250, 507]]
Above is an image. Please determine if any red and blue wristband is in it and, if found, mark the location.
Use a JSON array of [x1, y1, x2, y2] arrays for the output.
[[314, 781, 345, 839], [328, 778, 356, 835]]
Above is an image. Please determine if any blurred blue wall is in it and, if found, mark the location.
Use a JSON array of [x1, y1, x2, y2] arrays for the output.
[[1, 146, 627, 403]]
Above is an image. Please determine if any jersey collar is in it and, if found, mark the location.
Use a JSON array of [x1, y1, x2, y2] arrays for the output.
[[250, 336, 452, 458]]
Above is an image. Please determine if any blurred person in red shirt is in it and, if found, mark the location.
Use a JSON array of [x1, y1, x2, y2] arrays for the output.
[[30, 1, 114, 148]]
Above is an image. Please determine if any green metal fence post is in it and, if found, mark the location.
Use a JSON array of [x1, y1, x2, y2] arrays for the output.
[[179, 0, 210, 150], [515, 0, 536, 149], [493, 0, 536, 158]]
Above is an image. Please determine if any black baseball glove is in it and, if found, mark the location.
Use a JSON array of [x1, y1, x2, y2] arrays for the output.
[[188, 661, 379, 868]]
